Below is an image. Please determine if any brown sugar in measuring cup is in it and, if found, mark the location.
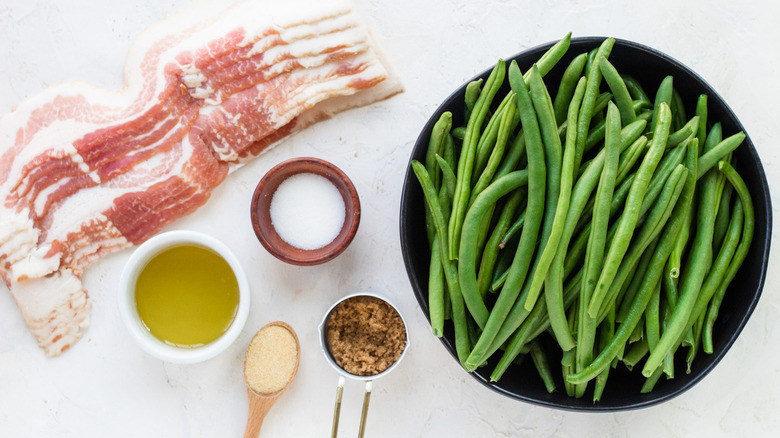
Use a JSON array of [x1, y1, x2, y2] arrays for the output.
[[325, 296, 407, 376], [318, 293, 409, 438]]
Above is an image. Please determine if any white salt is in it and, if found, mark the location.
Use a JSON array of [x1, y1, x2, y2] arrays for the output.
[[269, 173, 346, 250]]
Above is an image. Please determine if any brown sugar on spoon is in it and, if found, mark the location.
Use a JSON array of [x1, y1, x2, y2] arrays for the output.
[[325, 296, 407, 376]]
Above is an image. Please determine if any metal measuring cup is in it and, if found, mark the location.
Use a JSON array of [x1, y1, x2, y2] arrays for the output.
[[318, 292, 409, 438]]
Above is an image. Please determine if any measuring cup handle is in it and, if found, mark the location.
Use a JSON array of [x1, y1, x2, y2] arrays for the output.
[[330, 375, 346, 438], [357, 381, 373, 438]]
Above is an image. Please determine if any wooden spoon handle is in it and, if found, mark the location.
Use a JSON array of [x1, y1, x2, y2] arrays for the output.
[[243, 388, 279, 438]]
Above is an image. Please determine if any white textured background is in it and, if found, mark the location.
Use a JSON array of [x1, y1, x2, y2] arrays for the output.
[[1, 0, 779, 437]]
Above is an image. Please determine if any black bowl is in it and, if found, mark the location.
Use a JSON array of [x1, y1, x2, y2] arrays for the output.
[[399, 37, 772, 411]]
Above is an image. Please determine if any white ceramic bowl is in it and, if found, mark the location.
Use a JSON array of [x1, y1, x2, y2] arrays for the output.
[[118, 230, 251, 364]]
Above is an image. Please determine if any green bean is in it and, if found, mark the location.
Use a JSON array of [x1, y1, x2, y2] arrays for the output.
[[639, 139, 688, 210], [641, 367, 664, 393], [522, 65, 566, 312], [633, 99, 652, 113], [622, 74, 651, 103], [554, 53, 588, 124], [544, 77, 586, 351], [703, 161, 754, 352], [427, 145, 459, 336], [588, 103, 672, 318], [584, 47, 599, 77], [667, 116, 699, 147], [712, 151, 731, 211], [641, 124, 723, 377], [499, 209, 526, 249], [593, 309, 615, 402], [491, 289, 548, 381], [452, 126, 466, 140], [668, 137, 701, 280], [620, 119, 650, 150], [462, 61, 545, 371], [663, 259, 679, 309], [472, 94, 518, 202], [474, 93, 516, 178], [645, 282, 662, 350], [636, 109, 653, 123], [661, 308, 675, 378], [412, 161, 471, 364], [651, 76, 673, 131], [490, 239, 517, 291], [581, 92, 616, 153], [622, 338, 649, 370], [424, 112, 452, 243], [474, 205, 497, 274], [433, 180, 455, 330], [696, 132, 746, 178], [671, 89, 687, 131], [600, 58, 636, 124], [495, 130, 526, 180], [616, 239, 657, 323], [464, 79, 483, 121], [425, 112, 452, 190], [695, 95, 708, 151], [575, 143, 648, 234], [435, 155, 456, 200], [575, 102, 622, 396], [530, 341, 556, 393], [458, 171, 529, 328], [616, 136, 648, 183], [708, 151, 731, 254], [713, 184, 734, 253], [524, 32, 572, 80], [477, 190, 524, 298], [428, 237, 445, 337], [685, 312, 705, 373], [629, 317, 645, 345], [584, 112, 645, 159], [443, 132, 458, 182], [574, 38, 615, 176], [449, 59, 506, 260], [562, 347, 577, 397], [531, 268, 583, 341]]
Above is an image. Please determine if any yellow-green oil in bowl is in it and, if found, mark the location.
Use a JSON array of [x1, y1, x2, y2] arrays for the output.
[[135, 244, 240, 348]]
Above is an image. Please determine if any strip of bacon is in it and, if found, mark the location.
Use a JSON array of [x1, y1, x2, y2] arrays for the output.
[[0, 0, 402, 356]]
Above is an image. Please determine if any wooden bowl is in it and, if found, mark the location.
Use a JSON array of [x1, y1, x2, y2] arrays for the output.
[[250, 157, 360, 265]]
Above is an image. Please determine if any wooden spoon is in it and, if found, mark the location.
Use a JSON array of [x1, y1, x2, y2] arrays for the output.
[[243, 321, 301, 438]]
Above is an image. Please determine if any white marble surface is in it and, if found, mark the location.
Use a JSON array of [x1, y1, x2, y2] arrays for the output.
[[1, 0, 779, 436]]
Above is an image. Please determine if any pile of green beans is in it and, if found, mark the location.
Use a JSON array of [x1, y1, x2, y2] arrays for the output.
[[412, 34, 754, 400]]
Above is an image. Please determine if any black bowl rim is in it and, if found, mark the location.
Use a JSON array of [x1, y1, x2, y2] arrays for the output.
[[399, 36, 772, 412]]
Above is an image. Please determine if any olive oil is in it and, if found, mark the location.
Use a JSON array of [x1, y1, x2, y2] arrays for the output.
[[135, 244, 239, 348]]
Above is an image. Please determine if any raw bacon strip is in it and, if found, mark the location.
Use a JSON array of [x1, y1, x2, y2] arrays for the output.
[[0, 0, 402, 356]]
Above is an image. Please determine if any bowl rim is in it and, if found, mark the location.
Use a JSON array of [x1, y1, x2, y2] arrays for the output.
[[250, 156, 361, 266], [117, 229, 251, 364], [399, 36, 772, 411]]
